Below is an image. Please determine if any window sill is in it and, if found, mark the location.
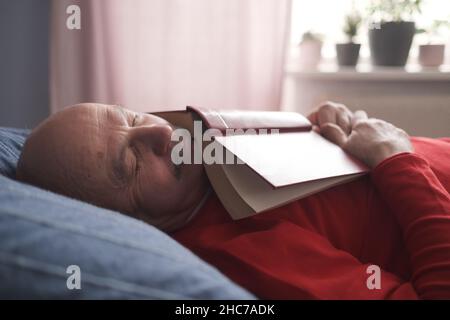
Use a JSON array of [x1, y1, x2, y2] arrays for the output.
[[285, 63, 450, 82]]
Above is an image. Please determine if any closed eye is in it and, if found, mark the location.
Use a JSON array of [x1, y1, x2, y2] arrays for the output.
[[131, 114, 139, 127], [131, 145, 141, 176]]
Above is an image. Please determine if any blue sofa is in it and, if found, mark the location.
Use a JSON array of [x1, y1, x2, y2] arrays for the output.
[[0, 127, 254, 299]]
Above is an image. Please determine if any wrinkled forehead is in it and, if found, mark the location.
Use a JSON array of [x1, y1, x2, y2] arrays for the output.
[[59, 105, 127, 146], [57, 103, 124, 125], [47, 105, 114, 177], [81, 105, 132, 185]]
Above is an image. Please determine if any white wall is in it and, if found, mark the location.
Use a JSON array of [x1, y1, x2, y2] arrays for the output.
[[282, 71, 450, 138]]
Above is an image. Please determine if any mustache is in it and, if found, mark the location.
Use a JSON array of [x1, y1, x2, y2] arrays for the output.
[[168, 140, 183, 181], [173, 162, 182, 181], [168, 135, 197, 181]]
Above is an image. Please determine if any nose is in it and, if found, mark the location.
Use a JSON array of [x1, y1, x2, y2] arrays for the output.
[[130, 123, 174, 157]]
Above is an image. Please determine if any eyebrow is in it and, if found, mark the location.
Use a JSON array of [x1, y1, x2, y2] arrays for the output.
[[107, 105, 128, 125]]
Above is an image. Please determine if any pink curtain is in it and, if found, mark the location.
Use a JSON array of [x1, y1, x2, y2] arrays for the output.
[[50, 0, 291, 113]]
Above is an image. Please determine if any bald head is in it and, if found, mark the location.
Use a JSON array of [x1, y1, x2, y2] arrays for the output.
[[18, 104, 106, 202], [16, 103, 208, 232]]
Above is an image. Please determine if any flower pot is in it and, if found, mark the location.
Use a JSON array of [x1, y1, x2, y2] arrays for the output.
[[336, 43, 361, 67], [299, 40, 323, 69], [419, 44, 446, 68], [369, 21, 416, 67]]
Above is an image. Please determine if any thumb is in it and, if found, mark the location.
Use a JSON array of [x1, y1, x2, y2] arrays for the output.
[[320, 123, 348, 147]]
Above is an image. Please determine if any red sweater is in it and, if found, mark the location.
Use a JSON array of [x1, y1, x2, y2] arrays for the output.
[[173, 137, 450, 299]]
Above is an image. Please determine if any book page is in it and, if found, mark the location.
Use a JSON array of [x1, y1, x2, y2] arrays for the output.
[[215, 131, 368, 188], [222, 162, 363, 215]]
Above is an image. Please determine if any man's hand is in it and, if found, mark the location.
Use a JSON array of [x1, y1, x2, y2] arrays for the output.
[[308, 102, 414, 168]]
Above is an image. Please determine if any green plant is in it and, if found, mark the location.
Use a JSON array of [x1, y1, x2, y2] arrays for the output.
[[301, 31, 324, 43], [417, 19, 450, 36], [343, 12, 362, 42], [367, 0, 423, 22]]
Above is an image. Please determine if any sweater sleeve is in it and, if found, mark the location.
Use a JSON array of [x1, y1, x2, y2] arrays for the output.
[[371, 152, 450, 299]]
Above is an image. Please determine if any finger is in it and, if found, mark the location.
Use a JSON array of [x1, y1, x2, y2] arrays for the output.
[[352, 110, 368, 127], [307, 110, 319, 125], [320, 123, 348, 147], [312, 125, 320, 133], [336, 110, 352, 135], [317, 103, 337, 127], [307, 101, 332, 125]]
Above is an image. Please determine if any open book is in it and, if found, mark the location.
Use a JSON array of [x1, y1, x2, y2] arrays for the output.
[[154, 106, 368, 220]]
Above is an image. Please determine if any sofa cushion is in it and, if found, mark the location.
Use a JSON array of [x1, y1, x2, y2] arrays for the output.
[[0, 127, 254, 299]]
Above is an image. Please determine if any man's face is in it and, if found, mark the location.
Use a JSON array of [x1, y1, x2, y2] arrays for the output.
[[18, 103, 209, 232]]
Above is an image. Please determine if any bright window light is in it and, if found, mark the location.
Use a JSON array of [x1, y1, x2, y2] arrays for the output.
[[289, 0, 450, 60]]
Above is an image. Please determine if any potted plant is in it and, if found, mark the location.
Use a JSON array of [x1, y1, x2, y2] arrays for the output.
[[298, 31, 324, 69], [336, 11, 362, 67], [367, 0, 423, 66], [417, 20, 449, 68]]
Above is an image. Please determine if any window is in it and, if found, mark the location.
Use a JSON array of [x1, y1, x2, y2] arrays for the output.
[[288, 0, 450, 63]]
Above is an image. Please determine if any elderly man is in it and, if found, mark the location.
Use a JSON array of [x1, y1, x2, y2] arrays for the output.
[[16, 102, 450, 299]]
